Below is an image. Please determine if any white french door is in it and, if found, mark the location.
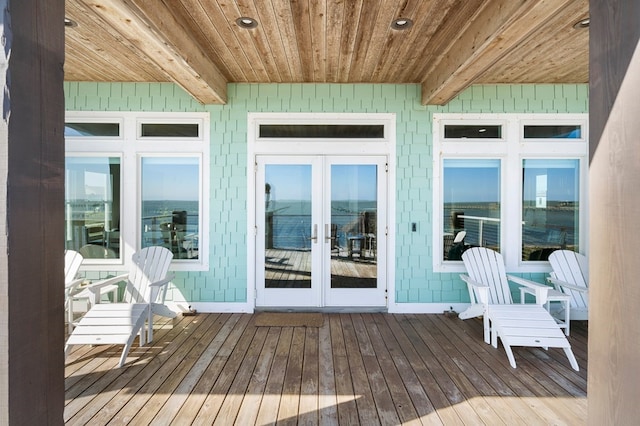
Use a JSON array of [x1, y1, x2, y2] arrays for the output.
[[255, 155, 387, 308]]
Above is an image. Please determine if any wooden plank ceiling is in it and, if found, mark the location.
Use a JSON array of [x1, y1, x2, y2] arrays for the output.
[[64, 0, 589, 105]]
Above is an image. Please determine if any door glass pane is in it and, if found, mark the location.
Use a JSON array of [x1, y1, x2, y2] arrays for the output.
[[65, 157, 121, 259], [141, 157, 200, 259], [265, 165, 312, 288], [522, 159, 580, 261], [443, 159, 501, 260], [330, 165, 377, 288]]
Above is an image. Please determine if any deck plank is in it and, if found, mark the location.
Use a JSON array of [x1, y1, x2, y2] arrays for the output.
[[147, 313, 238, 425], [277, 327, 306, 425], [114, 313, 224, 425], [170, 314, 251, 425], [372, 314, 445, 425], [65, 312, 588, 425], [352, 314, 402, 425], [362, 313, 423, 426], [329, 316, 359, 425], [340, 314, 380, 425], [212, 326, 269, 425], [254, 326, 293, 425], [191, 318, 258, 425], [298, 327, 320, 425], [317, 316, 339, 425], [234, 327, 281, 425]]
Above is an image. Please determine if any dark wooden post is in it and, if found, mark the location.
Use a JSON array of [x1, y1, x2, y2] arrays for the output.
[[0, 0, 66, 424], [589, 0, 640, 423]]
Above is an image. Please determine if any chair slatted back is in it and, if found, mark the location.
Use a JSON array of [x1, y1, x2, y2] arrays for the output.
[[123, 246, 173, 304], [462, 247, 513, 304], [64, 250, 84, 289], [548, 250, 589, 310]]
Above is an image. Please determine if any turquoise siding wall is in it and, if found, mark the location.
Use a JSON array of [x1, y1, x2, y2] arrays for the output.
[[65, 82, 588, 305]]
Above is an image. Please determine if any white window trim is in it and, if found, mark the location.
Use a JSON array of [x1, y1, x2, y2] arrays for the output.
[[65, 111, 210, 272], [433, 113, 588, 273], [246, 112, 397, 309]]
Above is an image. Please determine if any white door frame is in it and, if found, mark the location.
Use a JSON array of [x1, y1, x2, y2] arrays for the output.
[[247, 113, 396, 310]]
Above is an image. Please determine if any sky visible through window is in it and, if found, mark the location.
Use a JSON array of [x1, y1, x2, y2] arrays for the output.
[[142, 157, 199, 201], [443, 159, 579, 203], [265, 164, 376, 202]]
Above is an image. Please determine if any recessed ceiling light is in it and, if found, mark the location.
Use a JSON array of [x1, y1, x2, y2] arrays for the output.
[[236, 17, 258, 29], [391, 18, 413, 30], [64, 17, 78, 28], [573, 17, 589, 29]]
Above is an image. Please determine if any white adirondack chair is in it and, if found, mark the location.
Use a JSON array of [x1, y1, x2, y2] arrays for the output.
[[547, 250, 589, 322], [458, 247, 555, 320], [459, 247, 579, 370], [65, 246, 176, 367], [64, 250, 85, 334], [66, 249, 121, 333]]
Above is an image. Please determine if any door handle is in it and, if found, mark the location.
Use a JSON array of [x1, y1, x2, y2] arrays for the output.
[[325, 224, 334, 243], [309, 224, 318, 243]]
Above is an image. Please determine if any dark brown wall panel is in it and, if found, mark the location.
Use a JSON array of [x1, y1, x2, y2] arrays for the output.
[[4, 0, 66, 424]]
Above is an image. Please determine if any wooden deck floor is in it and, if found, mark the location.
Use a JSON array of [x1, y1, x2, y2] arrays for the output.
[[65, 313, 588, 425]]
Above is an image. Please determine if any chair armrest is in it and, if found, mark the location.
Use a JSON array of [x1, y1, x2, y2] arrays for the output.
[[547, 276, 589, 294], [148, 273, 175, 288], [148, 273, 175, 305], [507, 274, 549, 305], [85, 273, 128, 293], [65, 277, 85, 295], [460, 274, 489, 304]]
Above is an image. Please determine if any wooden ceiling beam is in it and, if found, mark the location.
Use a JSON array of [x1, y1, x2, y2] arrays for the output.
[[79, 0, 227, 104], [420, 0, 575, 105]]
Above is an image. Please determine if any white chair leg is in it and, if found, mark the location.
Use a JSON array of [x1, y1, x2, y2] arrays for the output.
[[564, 301, 571, 336], [483, 314, 490, 344], [67, 299, 75, 334], [503, 343, 518, 368], [147, 308, 153, 343], [564, 347, 579, 371]]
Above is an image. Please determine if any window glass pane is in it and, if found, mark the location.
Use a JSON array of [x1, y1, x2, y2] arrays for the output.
[[444, 125, 501, 139], [141, 157, 200, 259], [443, 159, 501, 260], [259, 124, 384, 138], [65, 157, 121, 259], [522, 159, 580, 261], [524, 125, 581, 139], [140, 123, 199, 138], [65, 122, 120, 137]]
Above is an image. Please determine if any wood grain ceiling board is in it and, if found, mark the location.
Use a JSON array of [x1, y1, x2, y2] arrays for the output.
[[478, 2, 589, 84], [64, 0, 589, 105]]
